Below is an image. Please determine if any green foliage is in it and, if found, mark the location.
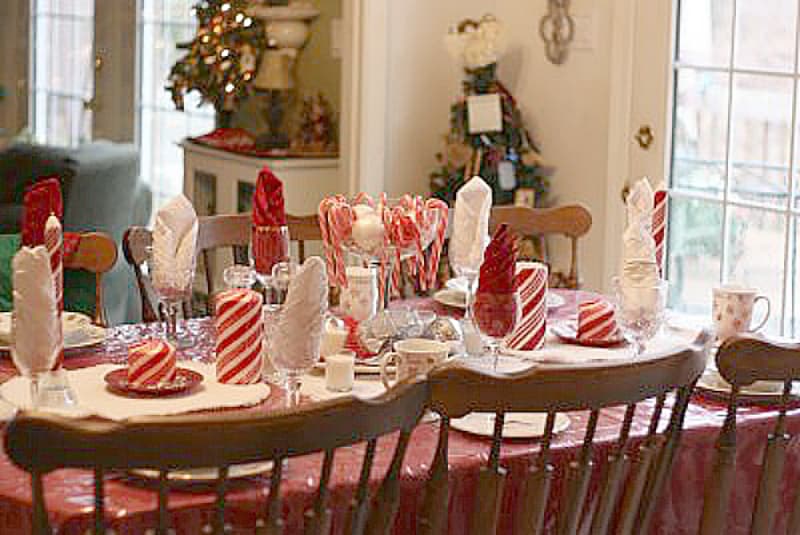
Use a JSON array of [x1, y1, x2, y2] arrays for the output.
[[167, 0, 266, 114], [430, 63, 552, 205]]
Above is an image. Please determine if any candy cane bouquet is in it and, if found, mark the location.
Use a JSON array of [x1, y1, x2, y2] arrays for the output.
[[319, 193, 448, 338]]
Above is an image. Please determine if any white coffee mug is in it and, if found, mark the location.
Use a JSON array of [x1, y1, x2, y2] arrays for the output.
[[380, 338, 449, 389], [712, 285, 770, 340], [341, 266, 378, 322]]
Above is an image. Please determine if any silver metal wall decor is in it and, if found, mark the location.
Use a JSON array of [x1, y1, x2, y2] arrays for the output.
[[539, 0, 575, 65]]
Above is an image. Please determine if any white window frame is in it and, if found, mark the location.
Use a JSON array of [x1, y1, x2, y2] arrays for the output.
[[667, 1, 800, 335]]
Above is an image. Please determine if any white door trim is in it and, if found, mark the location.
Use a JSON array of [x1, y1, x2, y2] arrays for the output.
[[340, 0, 389, 197], [602, 0, 638, 291]]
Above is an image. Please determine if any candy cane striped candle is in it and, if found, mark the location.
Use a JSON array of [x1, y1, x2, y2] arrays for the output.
[[506, 262, 548, 351], [577, 300, 618, 342], [128, 339, 177, 387], [653, 185, 668, 275], [215, 288, 264, 385], [44, 215, 64, 369]]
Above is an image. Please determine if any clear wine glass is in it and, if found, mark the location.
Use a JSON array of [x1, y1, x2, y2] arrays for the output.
[[146, 247, 196, 348], [470, 292, 520, 371], [612, 277, 669, 357], [10, 312, 62, 409], [271, 328, 320, 408]]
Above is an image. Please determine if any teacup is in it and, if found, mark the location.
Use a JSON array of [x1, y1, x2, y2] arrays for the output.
[[712, 285, 770, 341], [380, 338, 449, 389]]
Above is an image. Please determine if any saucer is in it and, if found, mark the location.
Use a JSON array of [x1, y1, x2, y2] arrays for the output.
[[551, 321, 627, 348], [104, 368, 203, 397]]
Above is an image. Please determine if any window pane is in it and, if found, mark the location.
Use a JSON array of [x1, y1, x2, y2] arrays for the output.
[[32, 1, 94, 147], [729, 74, 792, 208], [138, 0, 215, 213], [671, 69, 728, 197], [734, 0, 797, 73], [677, 0, 733, 67], [725, 205, 786, 334], [788, 217, 800, 337], [666, 197, 723, 315]]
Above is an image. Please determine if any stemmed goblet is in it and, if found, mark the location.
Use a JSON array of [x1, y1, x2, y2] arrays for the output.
[[471, 292, 520, 371], [612, 277, 669, 357], [146, 247, 196, 348]]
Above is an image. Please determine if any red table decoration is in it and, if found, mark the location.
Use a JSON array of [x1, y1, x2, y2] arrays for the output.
[[505, 261, 548, 350], [577, 299, 619, 342], [127, 339, 177, 387], [214, 289, 264, 385], [251, 167, 289, 275], [473, 223, 519, 337]]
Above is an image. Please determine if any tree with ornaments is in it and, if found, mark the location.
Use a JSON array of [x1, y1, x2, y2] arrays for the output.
[[167, 0, 266, 126], [430, 15, 553, 206]]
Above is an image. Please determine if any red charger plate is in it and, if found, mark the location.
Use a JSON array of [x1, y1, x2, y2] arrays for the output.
[[104, 368, 203, 397]]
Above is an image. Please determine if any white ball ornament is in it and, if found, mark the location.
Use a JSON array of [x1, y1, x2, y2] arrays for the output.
[[351, 213, 385, 252]]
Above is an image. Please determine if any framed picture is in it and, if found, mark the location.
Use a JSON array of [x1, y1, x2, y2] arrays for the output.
[[514, 188, 536, 208]]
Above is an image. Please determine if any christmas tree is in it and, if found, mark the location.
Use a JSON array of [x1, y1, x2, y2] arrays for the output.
[[430, 16, 552, 206], [167, 0, 266, 125]]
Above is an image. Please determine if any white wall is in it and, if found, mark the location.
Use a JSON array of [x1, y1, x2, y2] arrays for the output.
[[383, 0, 620, 291]]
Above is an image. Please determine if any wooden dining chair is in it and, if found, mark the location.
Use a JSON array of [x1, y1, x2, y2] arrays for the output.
[[4, 378, 428, 535], [700, 335, 800, 535], [122, 214, 322, 321], [489, 204, 592, 289], [65, 232, 118, 326], [419, 332, 709, 535]]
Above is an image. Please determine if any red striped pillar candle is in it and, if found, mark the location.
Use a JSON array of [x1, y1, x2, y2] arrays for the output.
[[653, 185, 668, 275], [577, 300, 619, 342], [215, 288, 264, 384], [128, 339, 177, 387], [505, 262, 548, 351], [44, 215, 64, 369]]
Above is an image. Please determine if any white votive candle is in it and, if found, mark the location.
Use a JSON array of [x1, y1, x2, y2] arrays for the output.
[[320, 324, 348, 358], [326, 351, 355, 392]]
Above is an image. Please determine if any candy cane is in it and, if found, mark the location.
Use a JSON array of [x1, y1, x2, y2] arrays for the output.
[[329, 204, 353, 287], [425, 199, 449, 290], [318, 199, 336, 283]]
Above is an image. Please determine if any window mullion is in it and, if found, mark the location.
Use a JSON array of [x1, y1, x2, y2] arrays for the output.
[[779, 2, 800, 336], [719, 0, 738, 288]]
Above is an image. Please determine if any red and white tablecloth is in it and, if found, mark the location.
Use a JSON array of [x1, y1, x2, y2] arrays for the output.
[[0, 290, 797, 534]]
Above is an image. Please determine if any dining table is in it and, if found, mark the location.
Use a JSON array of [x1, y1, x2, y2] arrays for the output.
[[0, 289, 798, 535]]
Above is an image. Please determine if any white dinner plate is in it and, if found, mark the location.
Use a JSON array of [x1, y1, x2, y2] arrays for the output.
[[0, 312, 105, 352], [451, 412, 570, 439], [435, 285, 566, 310], [696, 369, 790, 398], [131, 460, 274, 483]]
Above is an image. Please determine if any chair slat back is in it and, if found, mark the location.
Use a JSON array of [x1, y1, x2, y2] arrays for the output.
[[5, 379, 429, 535], [489, 204, 592, 289], [122, 214, 323, 321], [421, 332, 709, 535], [64, 232, 118, 326], [700, 335, 800, 535], [121, 227, 158, 323]]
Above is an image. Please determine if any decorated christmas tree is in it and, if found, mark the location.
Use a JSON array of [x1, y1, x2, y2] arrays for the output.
[[167, 0, 266, 126], [430, 16, 553, 206]]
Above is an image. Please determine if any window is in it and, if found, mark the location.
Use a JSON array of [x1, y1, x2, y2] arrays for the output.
[[30, 0, 94, 147], [138, 0, 214, 211], [668, 0, 800, 335]]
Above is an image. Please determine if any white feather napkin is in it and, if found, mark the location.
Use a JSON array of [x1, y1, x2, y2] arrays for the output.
[[621, 178, 660, 285], [450, 176, 492, 275], [272, 257, 328, 372], [12, 246, 60, 374], [151, 194, 198, 291]]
